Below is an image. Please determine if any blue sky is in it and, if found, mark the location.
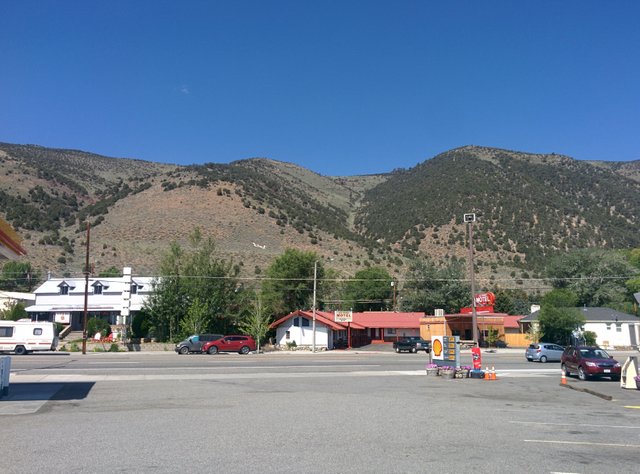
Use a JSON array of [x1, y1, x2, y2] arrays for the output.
[[1, 1, 639, 176]]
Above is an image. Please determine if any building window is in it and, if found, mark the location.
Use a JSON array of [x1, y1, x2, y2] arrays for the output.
[[60, 285, 69, 295], [130, 284, 138, 294], [94, 283, 103, 295], [616, 323, 622, 333], [285, 331, 290, 340], [301, 318, 310, 327], [293, 317, 300, 327], [606, 323, 611, 331], [387, 328, 396, 335]]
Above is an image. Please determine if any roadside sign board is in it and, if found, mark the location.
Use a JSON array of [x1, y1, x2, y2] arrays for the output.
[[334, 311, 353, 323], [431, 335, 459, 367]]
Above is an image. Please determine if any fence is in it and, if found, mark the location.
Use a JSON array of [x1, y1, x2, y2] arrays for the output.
[[504, 333, 531, 348]]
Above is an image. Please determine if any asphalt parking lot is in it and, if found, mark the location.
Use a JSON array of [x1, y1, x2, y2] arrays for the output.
[[2, 350, 639, 473]]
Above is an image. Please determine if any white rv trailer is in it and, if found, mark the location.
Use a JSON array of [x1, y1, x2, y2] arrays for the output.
[[0, 319, 58, 355]]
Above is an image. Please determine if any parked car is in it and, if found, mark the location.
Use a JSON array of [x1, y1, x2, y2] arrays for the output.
[[561, 346, 621, 381], [525, 343, 564, 363], [175, 334, 224, 354], [392, 336, 431, 353], [202, 335, 257, 355]]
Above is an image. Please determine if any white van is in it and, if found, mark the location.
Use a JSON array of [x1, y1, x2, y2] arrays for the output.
[[0, 320, 59, 355]]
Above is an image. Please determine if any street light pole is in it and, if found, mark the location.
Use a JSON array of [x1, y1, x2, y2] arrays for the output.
[[465, 213, 479, 346], [312, 260, 317, 353], [82, 222, 90, 355]]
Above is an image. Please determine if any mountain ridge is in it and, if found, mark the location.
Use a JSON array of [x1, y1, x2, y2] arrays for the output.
[[1, 142, 639, 283]]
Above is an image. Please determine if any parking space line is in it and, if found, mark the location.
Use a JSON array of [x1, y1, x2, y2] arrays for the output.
[[511, 420, 640, 429], [524, 439, 640, 448]]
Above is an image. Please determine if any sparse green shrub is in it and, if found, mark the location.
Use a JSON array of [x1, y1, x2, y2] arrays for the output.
[[86, 318, 111, 339]]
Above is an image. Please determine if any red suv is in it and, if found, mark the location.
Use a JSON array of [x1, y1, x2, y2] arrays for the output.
[[561, 346, 621, 381], [202, 335, 256, 355]]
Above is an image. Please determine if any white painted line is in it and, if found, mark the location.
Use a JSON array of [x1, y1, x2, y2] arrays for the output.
[[524, 439, 640, 448], [85, 361, 141, 365], [512, 420, 640, 430], [18, 364, 381, 372], [10, 369, 425, 383]]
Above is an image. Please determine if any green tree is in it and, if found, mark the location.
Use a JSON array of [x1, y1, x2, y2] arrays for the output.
[[144, 229, 242, 341], [493, 289, 532, 315], [0, 261, 39, 291], [179, 297, 210, 336], [261, 249, 323, 316], [400, 258, 469, 314], [238, 295, 272, 352], [537, 289, 584, 345], [628, 248, 640, 269], [344, 267, 392, 312], [485, 326, 500, 347], [86, 317, 111, 339], [546, 249, 638, 306], [98, 266, 121, 277], [583, 330, 597, 346], [319, 267, 345, 312], [0, 300, 27, 321], [131, 310, 150, 339]]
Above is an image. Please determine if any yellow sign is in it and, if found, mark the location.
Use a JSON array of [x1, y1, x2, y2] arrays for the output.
[[433, 338, 443, 357]]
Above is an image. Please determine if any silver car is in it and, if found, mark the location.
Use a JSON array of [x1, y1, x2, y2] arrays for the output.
[[525, 343, 564, 363]]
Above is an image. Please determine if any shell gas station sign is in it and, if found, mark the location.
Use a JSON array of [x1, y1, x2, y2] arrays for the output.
[[431, 335, 460, 367]]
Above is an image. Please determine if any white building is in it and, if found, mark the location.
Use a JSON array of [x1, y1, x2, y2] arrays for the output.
[[25, 267, 153, 331], [521, 307, 640, 349], [0, 291, 35, 312]]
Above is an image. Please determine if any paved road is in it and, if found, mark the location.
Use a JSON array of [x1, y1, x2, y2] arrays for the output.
[[2, 350, 639, 473]]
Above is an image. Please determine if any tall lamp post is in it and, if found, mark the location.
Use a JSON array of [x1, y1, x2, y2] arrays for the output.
[[312, 260, 317, 353], [464, 213, 479, 346], [82, 222, 90, 355]]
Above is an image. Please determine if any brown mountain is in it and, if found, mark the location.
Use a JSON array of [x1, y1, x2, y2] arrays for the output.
[[1, 142, 639, 282]]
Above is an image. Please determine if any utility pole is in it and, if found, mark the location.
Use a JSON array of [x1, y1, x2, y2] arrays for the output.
[[391, 280, 396, 311], [82, 222, 90, 355], [464, 213, 479, 346], [312, 260, 317, 353]]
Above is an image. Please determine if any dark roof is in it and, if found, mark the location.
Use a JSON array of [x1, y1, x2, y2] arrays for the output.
[[521, 307, 639, 323]]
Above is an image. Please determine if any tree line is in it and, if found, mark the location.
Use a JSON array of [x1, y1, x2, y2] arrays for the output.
[[2, 233, 639, 347]]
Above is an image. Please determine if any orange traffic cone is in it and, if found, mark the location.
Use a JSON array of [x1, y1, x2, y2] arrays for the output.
[[491, 366, 497, 380], [561, 369, 567, 385], [484, 366, 490, 380]]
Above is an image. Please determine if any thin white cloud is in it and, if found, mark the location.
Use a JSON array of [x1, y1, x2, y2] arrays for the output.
[[180, 85, 190, 95]]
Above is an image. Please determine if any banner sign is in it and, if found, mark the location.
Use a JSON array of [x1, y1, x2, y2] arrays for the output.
[[55, 312, 70, 324], [471, 347, 482, 370]]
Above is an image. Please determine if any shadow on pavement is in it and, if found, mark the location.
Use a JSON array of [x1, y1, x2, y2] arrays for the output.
[[2, 382, 94, 401]]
